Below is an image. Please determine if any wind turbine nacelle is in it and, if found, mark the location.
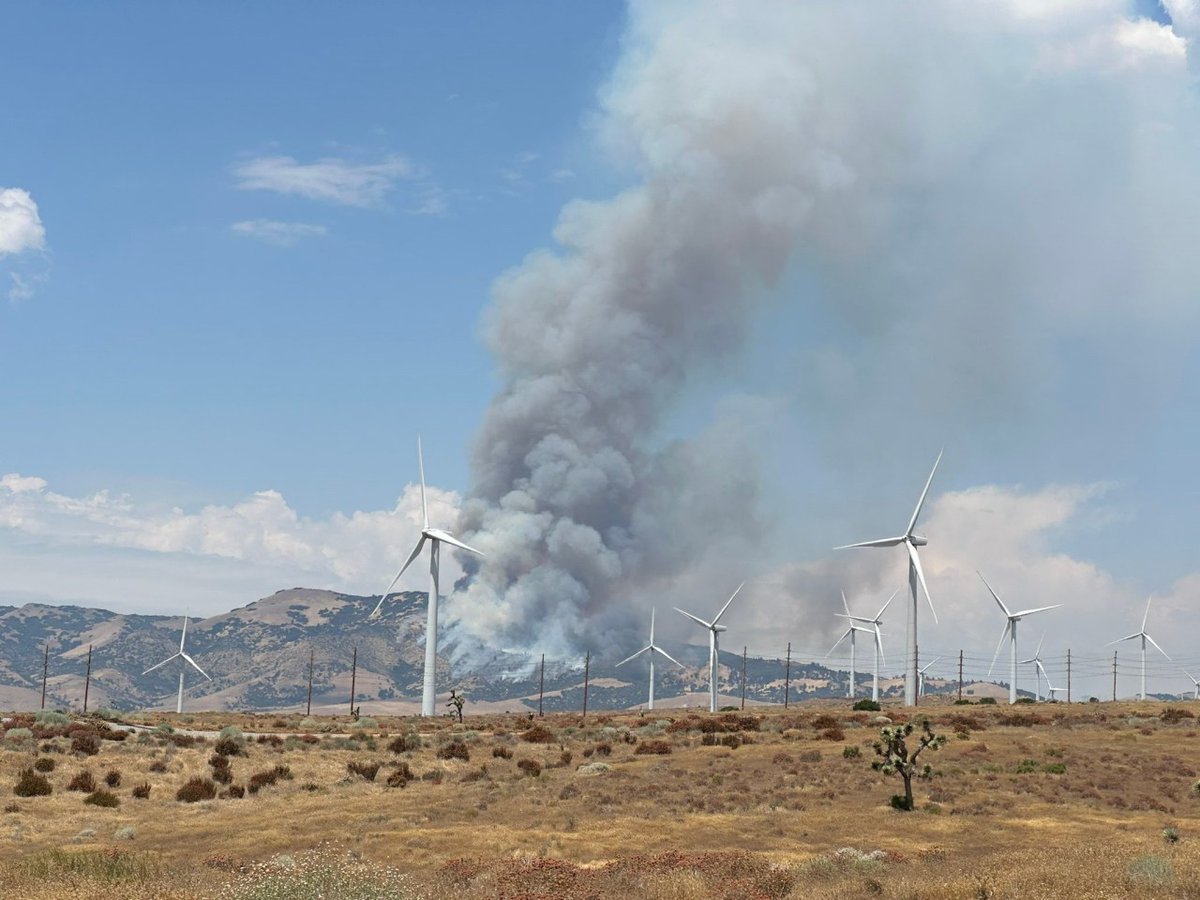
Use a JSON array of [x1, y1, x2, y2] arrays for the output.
[[910, 534, 928, 546], [713, 625, 728, 633]]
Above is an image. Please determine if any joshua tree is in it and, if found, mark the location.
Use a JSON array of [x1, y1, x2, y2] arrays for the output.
[[447, 690, 465, 723], [871, 718, 945, 810]]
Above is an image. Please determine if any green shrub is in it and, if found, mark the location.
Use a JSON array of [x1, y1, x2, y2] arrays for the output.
[[114, 826, 136, 841], [388, 733, 421, 753], [1014, 697, 1035, 704], [34, 710, 70, 727], [1043, 762, 1067, 775], [1127, 856, 1173, 885], [1014, 759, 1038, 774], [978, 697, 997, 705], [843, 746, 861, 759], [350, 717, 378, 730], [4, 727, 34, 748], [953, 699, 973, 705], [71, 733, 100, 756], [34, 757, 56, 773], [1164, 827, 1180, 844], [13, 769, 52, 797], [176, 777, 217, 803], [18, 848, 165, 883], [84, 789, 119, 808], [104, 770, 122, 788], [852, 699, 881, 712], [386, 763, 413, 788]]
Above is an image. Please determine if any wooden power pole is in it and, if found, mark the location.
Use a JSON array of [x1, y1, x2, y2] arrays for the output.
[[582, 651, 591, 719], [538, 653, 545, 717], [741, 646, 747, 710], [957, 650, 964, 702], [349, 646, 357, 715], [82, 645, 93, 714], [784, 642, 792, 709], [306, 647, 314, 717], [40, 644, 48, 710]]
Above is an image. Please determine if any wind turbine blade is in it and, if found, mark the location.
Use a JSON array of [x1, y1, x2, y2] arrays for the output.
[[906, 448, 942, 536], [142, 653, 181, 676], [907, 542, 937, 624], [654, 646, 687, 669], [615, 646, 650, 668], [432, 532, 484, 556], [674, 607, 712, 630], [1034, 634, 1045, 659], [650, 608, 656, 644], [1141, 595, 1153, 632], [1012, 604, 1062, 618], [712, 583, 743, 626], [834, 536, 905, 550], [920, 656, 942, 674], [1145, 633, 1171, 661], [825, 628, 853, 659], [1035, 659, 1050, 681], [976, 571, 1012, 619], [874, 625, 886, 667], [875, 588, 899, 622], [181, 652, 212, 681], [841, 590, 852, 618], [835, 614, 877, 623], [417, 435, 428, 530], [1099, 633, 1137, 648], [988, 622, 1011, 676], [369, 536, 427, 618]]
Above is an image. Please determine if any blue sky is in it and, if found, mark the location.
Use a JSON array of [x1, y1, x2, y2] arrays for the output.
[[4, 1, 1200, 699]]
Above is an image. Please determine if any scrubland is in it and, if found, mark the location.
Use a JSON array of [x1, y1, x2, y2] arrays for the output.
[[1, 700, 1199, 898]]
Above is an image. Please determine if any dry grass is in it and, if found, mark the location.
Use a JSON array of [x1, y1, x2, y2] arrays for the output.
[[0, 701, 1198, 897]]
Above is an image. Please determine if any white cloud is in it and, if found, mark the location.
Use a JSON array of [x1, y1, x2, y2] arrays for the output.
[[233, 154, 415, 207], [230, 219, 328, 247], [0, 472, 468, 613], [0, 188, 45, 257]]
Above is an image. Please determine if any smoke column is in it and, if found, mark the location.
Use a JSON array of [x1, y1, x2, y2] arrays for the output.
[[448, 0, 1200, 663]]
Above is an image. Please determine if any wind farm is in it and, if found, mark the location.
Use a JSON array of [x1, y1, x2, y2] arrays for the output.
[[8, 0, 1200, 896]]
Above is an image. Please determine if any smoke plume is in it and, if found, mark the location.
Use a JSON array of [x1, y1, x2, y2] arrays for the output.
[[447, 0, 1200, 663]]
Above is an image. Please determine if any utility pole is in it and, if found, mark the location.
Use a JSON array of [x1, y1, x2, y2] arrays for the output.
[[40, 644, 48, 710], [82, 645, 93, 714], [581, 651, 590, 719], [958, 650, 964, 703], [1112, 651, 1118, 702], [1066, 649, 1071, 704], [741, 646, 747, 711], [306, 647, 314, 717], [784, 642, 792, 709], [349, 646, 357, 716], [538, 653, 545, 718]]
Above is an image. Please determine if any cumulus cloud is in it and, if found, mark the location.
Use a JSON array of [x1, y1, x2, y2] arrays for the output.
[[0, 188, 45, 258], [233, 154, 415, 207], [0, 472, 465, 611], [441, 0, 1200, 673], [230, 219, 328, 247]]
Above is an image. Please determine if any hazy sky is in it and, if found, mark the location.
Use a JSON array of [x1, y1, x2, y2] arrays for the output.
[[3, 1, 1200, 699]]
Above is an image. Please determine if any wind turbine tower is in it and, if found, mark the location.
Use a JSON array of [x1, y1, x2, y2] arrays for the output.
[[142, 616, 212, 714], [1107, 597, 1170, 701], [980, 571, 1061, 704], [675, 584, 743, 713], [1021, 635, 1048, 702], [616, 609, 685, 710], [836, 451, 942, 706], [370, 437, 485, 716]]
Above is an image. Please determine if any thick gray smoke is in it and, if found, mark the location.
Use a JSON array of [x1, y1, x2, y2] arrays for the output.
[[446, 0, 1200, 665]]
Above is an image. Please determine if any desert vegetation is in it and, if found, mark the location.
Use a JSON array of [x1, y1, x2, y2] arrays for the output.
[[0, 701, 1198, 897]]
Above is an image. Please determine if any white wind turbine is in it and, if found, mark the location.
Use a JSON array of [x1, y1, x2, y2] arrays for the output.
[[1107, 596, 1170, 702], [918, 656, 941, 698], [142, 615, 212, 714], [1182, 671, 1200, 701], [1021, 635, 1047, 702], [370, 437, 484, 717], [836, 451, 942, 706], [825, 617, 869, 700], [616, 608, 685, 711], [980, 571, 1061, 705], [675, 584, 743, 713], [837, 589, 895, 702]]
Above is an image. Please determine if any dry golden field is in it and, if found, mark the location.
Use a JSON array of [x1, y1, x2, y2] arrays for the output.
[[1, 700, 1199, 898]]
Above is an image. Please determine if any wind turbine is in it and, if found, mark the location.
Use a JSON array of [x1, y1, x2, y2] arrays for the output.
[[1021, 635, 1048, 702], [980, 571, 1061, 704], [918, 656, 941, 698], [369, 437, 484, 717], [142, 616, 211, 714], [840, 592, 897, 705], [835, 451, 942, 706], [825, 607, 870, 699], [1107, 597, 1170, 701], [1182, 671, 1200, 701], [616, 609, 685, 711], [675, 583, 743, 713]]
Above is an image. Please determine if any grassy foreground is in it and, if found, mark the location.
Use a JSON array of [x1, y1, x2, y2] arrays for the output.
[[1, 700, 1199, 898]]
